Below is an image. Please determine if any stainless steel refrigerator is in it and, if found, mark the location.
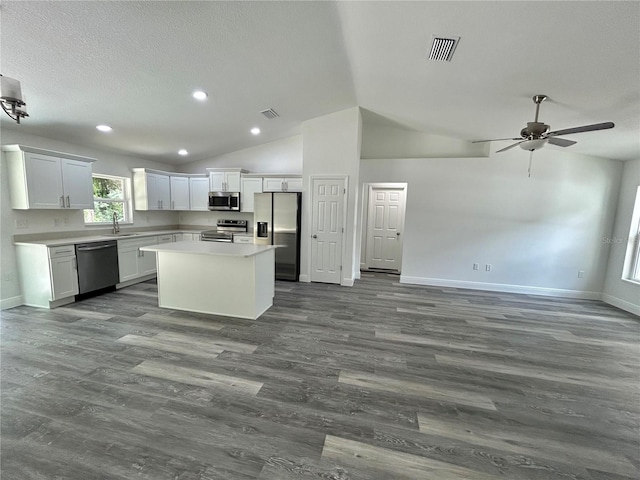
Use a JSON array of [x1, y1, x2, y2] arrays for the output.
[[254, 192, 301, 281]]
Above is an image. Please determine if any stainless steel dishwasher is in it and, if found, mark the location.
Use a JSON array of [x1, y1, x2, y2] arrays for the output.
[[75, 241, 120, 295]]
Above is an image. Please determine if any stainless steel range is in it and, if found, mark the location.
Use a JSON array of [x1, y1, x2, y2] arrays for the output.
[[201, 219, 248, 242]]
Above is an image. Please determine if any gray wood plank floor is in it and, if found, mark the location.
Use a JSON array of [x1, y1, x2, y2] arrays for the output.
[[1, 272, 638, 479]]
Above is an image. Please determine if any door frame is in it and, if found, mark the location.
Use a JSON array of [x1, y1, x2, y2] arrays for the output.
[[360, 182, 408, 272], [307, 174, 349, 285]]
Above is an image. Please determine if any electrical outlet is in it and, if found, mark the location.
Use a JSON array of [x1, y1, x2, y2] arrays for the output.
[[15, 218, 28, 229], [473, 263, 479, 270], [485, 264, 492, 272], [578, 270, 585, 278], [54, 218, 62, 227]]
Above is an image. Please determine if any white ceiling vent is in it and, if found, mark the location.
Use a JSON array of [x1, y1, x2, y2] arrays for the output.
[[428, 36, 460, 62], [260, 108, 279, 119]]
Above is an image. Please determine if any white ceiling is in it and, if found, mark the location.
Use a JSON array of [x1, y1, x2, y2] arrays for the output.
[[2, 1, 638, 164]]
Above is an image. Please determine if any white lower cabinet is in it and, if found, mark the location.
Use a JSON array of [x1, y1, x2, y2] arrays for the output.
[[117, 236, 159, 283], [15, 244, 79, 308]]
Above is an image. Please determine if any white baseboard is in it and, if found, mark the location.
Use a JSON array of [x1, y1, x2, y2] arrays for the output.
[[0, 295, 23, 310], [601, 294, 640, 316], [399, 275, 602, 300], [298, 274, 310, 283]]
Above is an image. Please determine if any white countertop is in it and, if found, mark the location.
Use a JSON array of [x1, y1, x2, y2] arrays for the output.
[[140, 241, 277, 257], [13, 230, 203, 247]]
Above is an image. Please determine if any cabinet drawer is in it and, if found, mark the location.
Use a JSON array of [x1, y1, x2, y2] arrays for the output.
[[117, 236, 158, 250], [233, 235, 254, 244], [48, 245, 75, 258]]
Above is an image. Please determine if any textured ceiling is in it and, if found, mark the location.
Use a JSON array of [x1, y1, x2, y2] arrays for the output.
[[1, 1, 638, 164]]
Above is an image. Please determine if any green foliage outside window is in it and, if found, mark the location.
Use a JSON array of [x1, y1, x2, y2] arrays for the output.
[[84, 175, 129, 223]]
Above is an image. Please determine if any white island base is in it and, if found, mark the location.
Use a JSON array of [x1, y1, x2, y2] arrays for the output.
[[141, 242, 277, 320]]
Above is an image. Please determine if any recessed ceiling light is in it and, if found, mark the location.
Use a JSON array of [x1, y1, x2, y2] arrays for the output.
[[192, 90, 208, 101], [178, 149, 188, 156], [251, 127, 260, 135], [96, 125, 112, 132]]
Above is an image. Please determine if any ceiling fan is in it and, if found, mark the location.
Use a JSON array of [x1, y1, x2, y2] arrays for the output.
[[473, 95, 614, 176]]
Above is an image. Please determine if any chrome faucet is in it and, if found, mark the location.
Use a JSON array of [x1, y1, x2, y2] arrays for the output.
[[112, 212, 120, 234]]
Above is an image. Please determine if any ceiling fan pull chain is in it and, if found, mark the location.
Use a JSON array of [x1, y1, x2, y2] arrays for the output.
[[528, 151, 534, 177]]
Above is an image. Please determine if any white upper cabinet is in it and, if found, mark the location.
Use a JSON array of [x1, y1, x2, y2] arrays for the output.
[[170, 176, 190, 210], [241, 177, 263, 213], [189, 176, 209, 211], [2, 145, 95, 210], [133, 169, 171, 210], [207, 168, 247, 192], [262, 176, 302, 192]]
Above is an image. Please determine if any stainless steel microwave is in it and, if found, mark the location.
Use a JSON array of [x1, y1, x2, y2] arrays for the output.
[[208, 191, 240, 211]]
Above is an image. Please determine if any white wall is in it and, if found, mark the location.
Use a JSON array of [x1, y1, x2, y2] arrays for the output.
[[301, 107, 362, 284], [360, 148, 623, 298], [0, 130, 177, 307], [179, 135, 302, 175], [361, 123, 488, 159], [602, 159, 640, 314]]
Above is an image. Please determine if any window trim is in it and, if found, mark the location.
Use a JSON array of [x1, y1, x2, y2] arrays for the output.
[[622, 185, 640, 284], [84, 173, 133, 225]]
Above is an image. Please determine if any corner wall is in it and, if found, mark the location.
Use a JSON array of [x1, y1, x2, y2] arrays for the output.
[[602, 159, 640, 315], [359, 148, 622, 299], [301, 107, 362, 284]]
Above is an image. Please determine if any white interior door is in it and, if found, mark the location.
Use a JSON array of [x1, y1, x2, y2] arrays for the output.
[[365, 185, 406, 271], [311, 177, 345, 284]]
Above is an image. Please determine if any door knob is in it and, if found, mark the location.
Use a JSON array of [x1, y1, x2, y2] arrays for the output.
[[312, 234, 317, 239], [396, 232, 401, 236]]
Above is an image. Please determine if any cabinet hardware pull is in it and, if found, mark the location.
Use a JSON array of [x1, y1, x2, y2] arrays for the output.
[[66, 196, 70, 208], [60, 196, 65, 207]]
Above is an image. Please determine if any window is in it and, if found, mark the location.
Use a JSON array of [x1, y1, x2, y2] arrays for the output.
[[623, 186, 640, 283], [84, 174, 132, 224]]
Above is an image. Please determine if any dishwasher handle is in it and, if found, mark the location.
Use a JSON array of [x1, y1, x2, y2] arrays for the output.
[[76, 243, 117, 251]]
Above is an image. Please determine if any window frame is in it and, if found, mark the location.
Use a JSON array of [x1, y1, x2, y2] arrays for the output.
[[622, 185, 640, 284], [83, 173, 133, 225]]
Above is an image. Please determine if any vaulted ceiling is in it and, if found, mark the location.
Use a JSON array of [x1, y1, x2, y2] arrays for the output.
[[1, 1, 638, 164]]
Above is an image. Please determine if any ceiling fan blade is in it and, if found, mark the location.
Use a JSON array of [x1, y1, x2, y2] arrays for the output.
[[472, 137, 521, 144], [546, 122, 614, 137], [496, 141, 524, 153], [547, 137, 577, 147]]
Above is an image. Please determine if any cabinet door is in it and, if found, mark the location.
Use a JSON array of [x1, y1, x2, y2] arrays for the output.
[[118, 247, 140, 282], [225, 172, 241, 191], [156, 174, 171, 210], [170, 176, 190, 210], [263, 178, 285, 192], [241, 178, 263, 212], [49, 255, 79, 300], [189, 177, 209, 211], [61, 159, 94, 208], [284, 177, 303, 192], [25, 153, 65, 208], [146, 173, 160, 210], [209, 172, 225, 191], [139, 249, 157, 276]]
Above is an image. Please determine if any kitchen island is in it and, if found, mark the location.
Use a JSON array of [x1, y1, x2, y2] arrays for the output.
[[140, 241, 278, 320]]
